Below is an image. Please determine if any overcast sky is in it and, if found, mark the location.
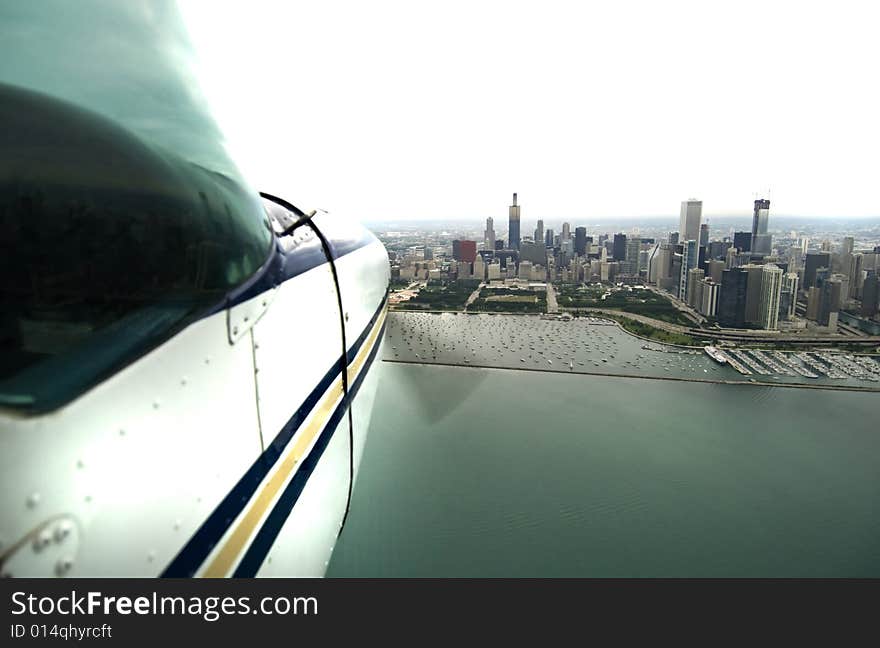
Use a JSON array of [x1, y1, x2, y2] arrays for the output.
[[178, 0, 878, 222]]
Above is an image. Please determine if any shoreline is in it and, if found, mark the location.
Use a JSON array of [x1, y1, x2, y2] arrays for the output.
[[382, 358, 880, 393]]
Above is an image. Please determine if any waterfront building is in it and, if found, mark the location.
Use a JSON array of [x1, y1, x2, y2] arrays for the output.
[[758, 264, 783, 330], [861, 272, 880, 317], [686, 268, 705, 308], [699, 278, 719, 317], [806, 286, 821, 321], [743, 264, 765, 326], [678, 239, 698, 300], [718, 267, 749, 328], [781, 272, 799, 320]]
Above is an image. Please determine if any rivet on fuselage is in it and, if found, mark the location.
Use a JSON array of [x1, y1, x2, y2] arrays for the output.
[[26, 492, 40, 509], [147, 551, 155, 563], [181, 377, 188, 386], [76, 459, 84, 469], [232, 326, 239, 335], [55, 557, 74, 577], [173, 519, 181, 531], [152, 400, 161, 410], [53, 522, 72, 543], [33, 530, 52, 552], [119, 428, 126, 437]]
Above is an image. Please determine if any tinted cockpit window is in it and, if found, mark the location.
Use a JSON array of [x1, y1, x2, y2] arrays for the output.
[[0, 84, 273, 413]]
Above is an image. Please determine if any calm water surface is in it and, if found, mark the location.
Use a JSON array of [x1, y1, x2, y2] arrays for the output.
[[327, 318, 880, 577]]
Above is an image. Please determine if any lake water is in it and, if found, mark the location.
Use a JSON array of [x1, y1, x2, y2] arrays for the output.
[[327, 315, 880, 577]]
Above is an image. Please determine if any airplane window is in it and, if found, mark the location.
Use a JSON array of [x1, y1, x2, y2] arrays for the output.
[[0, 84, 273, 413]]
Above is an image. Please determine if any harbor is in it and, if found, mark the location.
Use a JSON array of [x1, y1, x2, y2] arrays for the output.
[[385, 312, 880, 390]]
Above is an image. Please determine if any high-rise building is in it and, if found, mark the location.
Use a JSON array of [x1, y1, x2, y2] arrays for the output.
[[520, 241, 547, 267], [613, 233, 627, 261], [562, 222, 571, 240], [679, 199, 702, 243], [861, 272, 879, 317], [699, 223, 709, 248], [484, 217, 495, 249], [804, 252, 831, 289], [668, 232, 680, 246], [759, 264, 783, 330], [574, 227, 587, 256], [805, 287, 822, 321], [751, 198, 771, 255], [508, 192, 521, 250], [679, 240, 698, 300], [781, 272, 799, 320], [733, 231, 752, 252], [534, 220, 544, 247], [687, 268, 705, 308], [819, 277, 843, 328], [545, 229, 554, 248], [452, 239, 476, 263], [707, 259, 725, 284], [718, 267, 749, 327], [744, 264, 765, 326], [841, 236, 854, 256], [625, 237, 641, 275], [708, 240, 730, 260], [699, 278, 720, 317]]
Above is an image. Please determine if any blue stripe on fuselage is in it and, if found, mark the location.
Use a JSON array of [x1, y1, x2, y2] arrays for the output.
[[161, 294, 387, 577]]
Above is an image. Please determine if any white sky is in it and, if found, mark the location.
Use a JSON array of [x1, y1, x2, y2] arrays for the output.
[[178, 0, 879, 221]]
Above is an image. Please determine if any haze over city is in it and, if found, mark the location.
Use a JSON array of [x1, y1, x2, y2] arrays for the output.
[[179, 0, 879, 221]]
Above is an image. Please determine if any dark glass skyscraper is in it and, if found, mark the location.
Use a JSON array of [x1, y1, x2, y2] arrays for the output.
[[751, 198, 771, 255], [733, 231, 752, 252], [612, 233, 627, 261], [574, 227, 587, 256], [508, 192, 521, 250], [803, 252, 831, 289], [718, 268, 749, 327]]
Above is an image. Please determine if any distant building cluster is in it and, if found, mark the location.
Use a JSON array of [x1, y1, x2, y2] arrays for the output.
[[384, 193, 880, 334]]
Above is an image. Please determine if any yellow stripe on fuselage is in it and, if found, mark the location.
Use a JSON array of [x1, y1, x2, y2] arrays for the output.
[[201, 306, 386, 577]]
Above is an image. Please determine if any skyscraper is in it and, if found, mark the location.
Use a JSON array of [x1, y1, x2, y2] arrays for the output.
[[733, 231, 752, 253], [508, 193, 521, 250], [679, 240, 697, 300], [574, 227, 587, 256], [484, 217, 495, 249], [534, 219, 544, 247], [861, 272, 879, 317], [562, 222, 571, 240], [452, 240, 477, 263], [679, 199, 702, 244], [699, 223, 709, 248], [545, 229, 554, 248], [759, 264, 783, 330], [718, 268, 749, 328], [781, 272, 799, 320], [612, 233, 627, 261], [752, 198, 772, 255], [744, 264, 765, 326], [804, 252, 831, 289]]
